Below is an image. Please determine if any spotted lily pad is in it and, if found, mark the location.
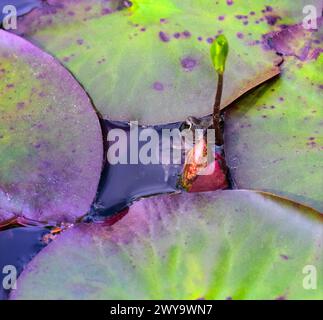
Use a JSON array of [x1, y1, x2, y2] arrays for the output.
[[13, 0, 318, 124], [224, 24, 323, 212], [0, 30, 103, 223], [11, 190, 323, 300]]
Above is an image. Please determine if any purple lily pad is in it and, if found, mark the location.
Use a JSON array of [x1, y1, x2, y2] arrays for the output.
[[10, 190, 323, 299], [0, 30, 103, 223]]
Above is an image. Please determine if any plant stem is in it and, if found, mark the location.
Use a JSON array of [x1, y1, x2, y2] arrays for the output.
[[213, 73, 224, 146]]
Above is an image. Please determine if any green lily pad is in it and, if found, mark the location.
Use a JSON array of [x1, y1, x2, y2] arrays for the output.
[[224, 25, 323, 212], [11, 190, 323, 300], [0, 30, 103, 223], [14, 0, 317, 124]]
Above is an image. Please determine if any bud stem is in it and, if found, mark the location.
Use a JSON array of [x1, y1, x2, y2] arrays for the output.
[[212, 73, 224, 146]]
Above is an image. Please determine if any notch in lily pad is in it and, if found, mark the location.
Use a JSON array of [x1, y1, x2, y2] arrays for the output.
[[210, 35, 229, 146]]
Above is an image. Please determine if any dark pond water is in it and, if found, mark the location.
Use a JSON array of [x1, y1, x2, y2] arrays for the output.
[[88, 119, 185, 220], [0, 225, 49, 300]]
